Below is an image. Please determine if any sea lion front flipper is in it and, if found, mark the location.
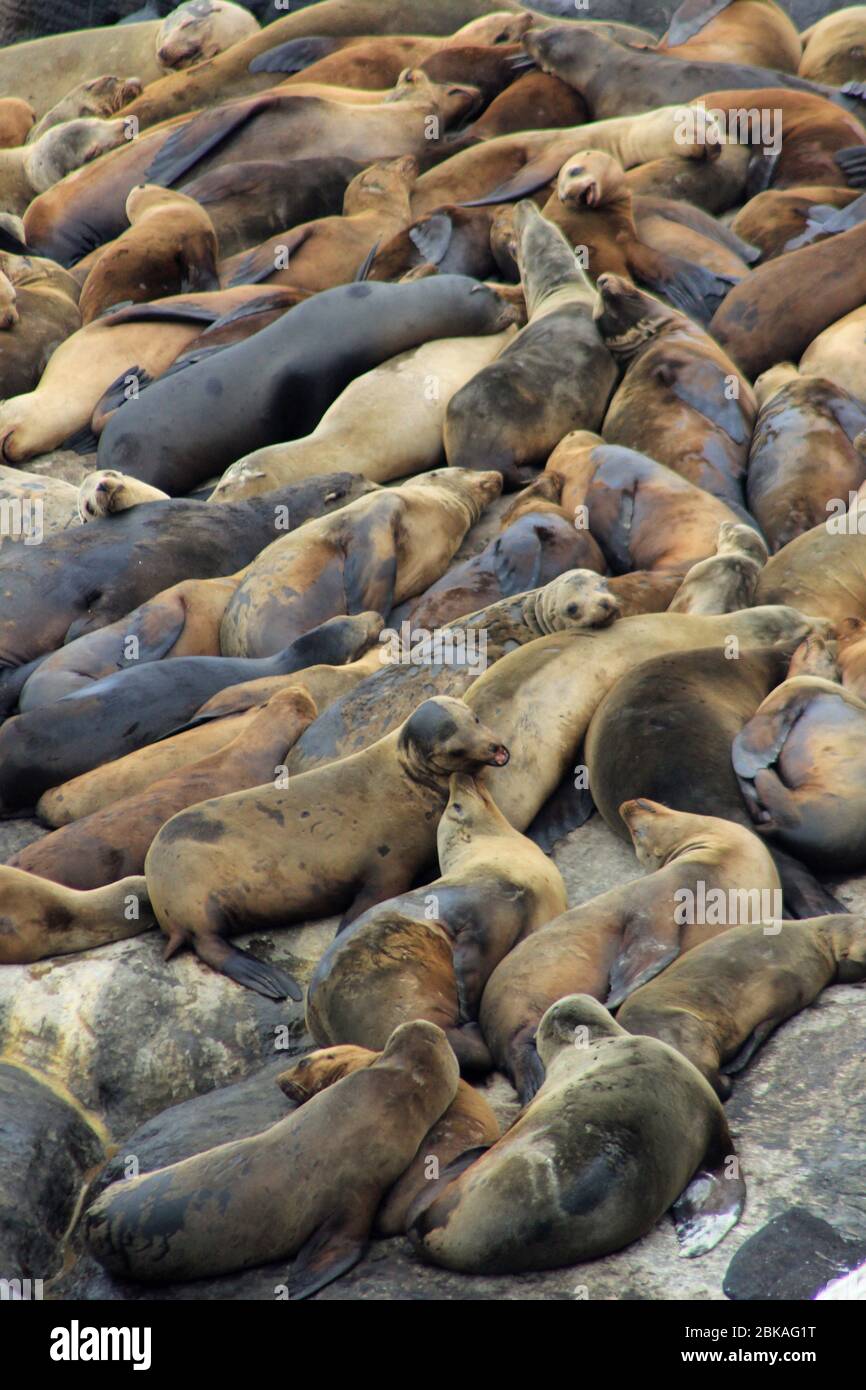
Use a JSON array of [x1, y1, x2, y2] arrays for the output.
[[408, 213, 455, 267], [834, 145, 866, 189], [664, 0, 734, 48], [460, 150, 564, 208], [248, 36, 340, 75], [145, 95, 279, 189], [606, 934, 681, 1011], [283, 1217, 367, 1301], [768, 846, 849, 920], [353, 237, 381, 283], [508, 1026, 545, 1104], [526, 767, 596, 854], [673, 1129, 746, 1258], [60, 423, 102, 455], [229, 226, 313, 288], [639, 251, 738, 326]]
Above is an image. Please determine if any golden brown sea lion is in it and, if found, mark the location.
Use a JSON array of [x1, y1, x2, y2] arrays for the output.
[[756, 517, 866, 625], [0, 98, 35, 149], [799, 6, 866, 86], [618, 914, 866, 1098], [411, 994, 745, 1270], [0, 869, 153, 965], [668, 522, 768, 613], [658, 0, 801, 72], [84, 1018, 459, 1296], [479, 799, 780, 1099], [799, 304, 866, 402]]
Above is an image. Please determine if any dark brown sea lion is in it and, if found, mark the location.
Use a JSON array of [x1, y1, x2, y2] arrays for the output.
[[366, 206, 500, 283], [594, 273, 756, 507], [411, 994, 745, 1270], [618, 914, 866, 1098], [444, 201, 616, 487], [747, 363, 866, 552], [0, 869, 153, 966], [478, 800, 781, 1098], [96, 276, 517, 494], [10, 687, 318, 890], [731, 186, 862, 262], [455, 69, 587, 141], [84, 1019, 459, 1296], [276, 1043, 500, 1238], [144, 696, 511, 999]]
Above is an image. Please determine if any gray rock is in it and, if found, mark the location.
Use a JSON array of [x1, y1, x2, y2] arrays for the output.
[[723, 1208, 866, 1300]]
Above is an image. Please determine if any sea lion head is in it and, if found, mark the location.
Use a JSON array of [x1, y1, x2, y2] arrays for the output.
[[277, 1044, 376, 1105], [787, 632, 840, 682], [620, 798, 700, 870], [557, 149, 624, 208], [819, 913, 866, 983], [753, 361, 800, 408], [342, 156, 418, 216], [125, 183, 195, 223], [513, 199, 590, 311], [716, 521, 768, 565], [836, 615, 866, 667], [400, 697, 509, 790], [522, 25, 607, 81], [0, 270, 18, 330], [539, 569, 620, 633], [377, 1019, 460, 1101], [536, 993, 624, 1066], [389, 69, 483, 128], [412, 467, 502, 524], [437, 771, 511, 861], [156, 0, 260, 71], [592, 272, 672, 357], [29, 76, 143, 142], [448, 12, 534, 46], [24, 118, 129, 193]]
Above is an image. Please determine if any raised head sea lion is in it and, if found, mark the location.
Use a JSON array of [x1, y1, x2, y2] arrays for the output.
[[411, 994, 745, 1270], [143, 695, 511, 999], [0, 117, 131, 217], [618, 914, 866, 1098], [84, 1018, 459, 1296], [0, 869, 153, 965], [478, 799, 781, 1098], [668, 522, 768, 613]]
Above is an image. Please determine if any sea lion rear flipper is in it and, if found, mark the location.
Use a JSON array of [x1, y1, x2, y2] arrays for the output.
[[642, 252, 738, 326], [406, 1146, 490, 1230], [721, 1018, 780, 1078], [745, 148, 781, 200], [101, 302, 220, 327], [673, 1130, 746, 1258], [283, 1218, 367, 1301], [834, 145, 866, 189], [85, 366, 155, 434], [460, 150, 563, 208], [509, 1028, 545, 1104], [353, 237, 381, 283], [769, 847, 849, 920], [526, 768, 596, 853], [606, 937, 680, 1011], [60, 424, 102, 455], [664, 0, 734, 47], [145, 96, 279, 189], [195, 935, 303, 1002], [248, 37, 340, 75], [731, 691, 811, 781]]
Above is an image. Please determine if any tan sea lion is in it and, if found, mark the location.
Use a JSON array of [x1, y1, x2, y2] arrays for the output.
[[0, 99, 35, 150], [11, 688, 318, 891], [731, 187, 862, 263], [0, 255, 82, 398], [30, 76, 144, 141], [306, 771, 568, 1069], [144, 695, 511, 999], [0, 466, 79, 548], [799, 6, 866, 86], [0, 117, 131, 217], [658, 0, 801, 72], [156, 0, 260, 71], [668, 522, 768, 613], [77, 470, 170, 521], [479, 799, 780, 1099], [410, 994, 746, 1270], [799, 304, 866, 402], [84, 1018, 459, 1296], [836, 614, 866, 696], [756, 517, 866, 625], [277, 1042, 500, 1238], [0, 23, 163, 119], [618, 914, 866, 1098], [0, 869, 153, 966]]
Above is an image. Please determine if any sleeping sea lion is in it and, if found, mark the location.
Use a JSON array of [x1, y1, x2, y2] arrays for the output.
[[0, 870, 153, 965]]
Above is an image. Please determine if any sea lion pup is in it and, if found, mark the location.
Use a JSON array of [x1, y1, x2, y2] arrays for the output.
[[617, 914, 866, 1100], [220, 155, 418, 294], [756, 518, 866, 626], [77, 470, 170, 521], [0, 869, 154, 966], [0, 613, 381, 815], [29, 76, 144, 141], [593, 273, 756, 508], [156, 0, 260, 71], [307, 771, 568, 1067], [800, 303, 866, 402], [144, 696, 511, 999], [218, 468, 502, 660], [800, 6, 866, 86], [746, 364, 866, 553], [0, 99, 35, 149], [84, 1018, 459, 1296], [411, 994, 746, 1271], [9, 688, 318, 891], [96, 275, 517, 495], [709, 221, 866, 380], [545, 149, 743, 324], [478, 800, 780, 1098], [444, 202, 616, 488], [0, 117, 131, 217], [732, 673, 866, 873], [668, 522, 769, 614], [210, 329, 514, 502], [544, 431, 746, 575], [78, 186, 220, 325], [657, 0, 801, 72], [277, 1043, 500, 1238]]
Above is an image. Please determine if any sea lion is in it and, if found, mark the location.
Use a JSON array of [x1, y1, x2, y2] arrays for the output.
[[156, 0, 260, 71], [444, 202, 616, 488], [0, 99, 35, 150], [411, 994, 746, 1270], [800, 6, 866, 86], [144, 696, 511, 999], [366, 205, 501, 283], [307, 771, 568, 1065], [84, 1018, 459, 1296], [0, 23, 163, 119], [11, 687, 318, 890], [211, 329, 514, 502], [756, 517, 866, 626], [77, 470, 170, 521], [618, 914, 866, 1099], [668, 522, 768, 613], [96, 276, 517, 494], [220, 155, 418, 293], [658, 0, 801, 72], [456, 69, 588, 142], [746, 364, 866, 552], [594, 273, 756, 507], [0, 117, 131, 218], [30, 76, 144, 141], [732, 674, 866, 873], [709, 221, 866, 379], [78, 185, 220, 324], [0, 613, 382, 814], [0, 869, 153, 966], [0, 256, 82, 399], [799, 303, 866, 402], [625, 143, 751, 214], [276, 1043, 500, 1238], [731, 187, 863, 263], [0, 472, 374, 685], [544, 431, 747, 574], [836, 614, 866, 696], [478, 799, 781, 1098]]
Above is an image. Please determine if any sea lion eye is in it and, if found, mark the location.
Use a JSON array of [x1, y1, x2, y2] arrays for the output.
[[568, 166, 584, 177]]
